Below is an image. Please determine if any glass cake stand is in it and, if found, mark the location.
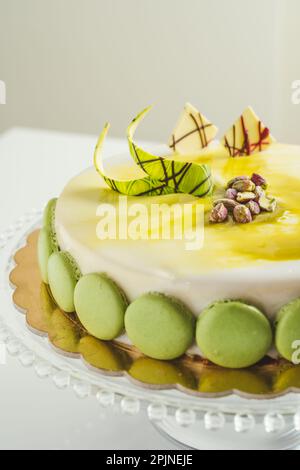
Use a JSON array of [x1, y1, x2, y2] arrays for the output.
[[1, 211, 300, 450]]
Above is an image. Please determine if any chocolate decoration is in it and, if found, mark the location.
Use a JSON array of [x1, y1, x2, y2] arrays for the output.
[[127, 107, 213, 197], [168, 103, 218, 154], [94, 108, 213, 198], [222, 107, 274, 157]]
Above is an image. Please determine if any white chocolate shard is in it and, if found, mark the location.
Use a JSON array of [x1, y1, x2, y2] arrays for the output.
[[222, 106, 275, 157], [168, 102, 218, 155]]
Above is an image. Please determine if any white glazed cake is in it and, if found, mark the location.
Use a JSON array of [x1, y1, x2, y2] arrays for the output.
[[38, 104, 300, 368]]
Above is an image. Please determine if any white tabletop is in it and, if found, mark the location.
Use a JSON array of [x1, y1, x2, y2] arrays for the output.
[[0, 128, 178, 450]]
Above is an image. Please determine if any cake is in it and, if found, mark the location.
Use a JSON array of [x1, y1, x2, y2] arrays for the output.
[[37, 103, 300, 369]]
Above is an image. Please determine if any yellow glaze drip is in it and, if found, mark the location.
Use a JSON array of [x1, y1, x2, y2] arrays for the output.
[[56, 143, 300, 275], [190, 143, 300, 267]]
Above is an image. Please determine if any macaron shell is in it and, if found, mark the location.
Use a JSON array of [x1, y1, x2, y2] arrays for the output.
[[38, 227, 56, 284], [47, 251, 80, 313], [125, 293, 195, 361], [43, 198, 57, 229], [275, 299, 300, 361], [196, 301, 272, 369], [74, 273, 127, 340]]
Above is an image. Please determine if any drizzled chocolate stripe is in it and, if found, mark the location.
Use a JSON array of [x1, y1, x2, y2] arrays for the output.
[[198, 112, 208, 147], [225, 119, 271, 157], [171, 160, 177, 188], [131, 142, 146, 172], [169, 116, 213, 151], [189, 173, 211, 195], [134, 153, 204, 188], [171, 134, 176, 152], [189, 113, 205, 148], [105, 177, 120, 193], [176, 163, 193, 188], [135, 182, 170, 197], [159, 157, 169, 182]]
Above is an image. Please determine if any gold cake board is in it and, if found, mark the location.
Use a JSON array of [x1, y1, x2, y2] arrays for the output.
[[9, 230, 300, 399]]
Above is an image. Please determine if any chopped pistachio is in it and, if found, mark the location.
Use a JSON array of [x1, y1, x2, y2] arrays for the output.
[[259, 196, 277, 212], [226, 176, 249, 189], [225, 188, 238, 200], [213, 198, 239, 211], [233, 205, 252, 224], [210, 203, 228, 223], [251, 173, 267, 189], [254, 186, 265, 200], [232, 179, 256, 192], [236, 191, 256, 203], [246, 200, 261, 215]]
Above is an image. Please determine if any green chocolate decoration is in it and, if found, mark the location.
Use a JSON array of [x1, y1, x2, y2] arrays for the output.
[[94, 107, 213, 197], [94, 123, 173, 197], [127, 107, 213, 197]]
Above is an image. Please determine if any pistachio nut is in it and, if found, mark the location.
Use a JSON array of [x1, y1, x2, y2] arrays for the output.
[[233, 204, 252, 224], [251, 173, 267, 189], [232, 179, 256, 192], [236, 191, 256, 203], [254, 185, 265, 200], [213, 198, 239, 210], [209, 203, 228, 223], [259, 196, 277, 212], [226, 176, 249, 189], [225, 188, 238, 200], [246, 200, 261, 215]]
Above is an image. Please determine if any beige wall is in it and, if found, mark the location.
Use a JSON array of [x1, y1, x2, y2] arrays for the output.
[[0, 0, 299, 142]]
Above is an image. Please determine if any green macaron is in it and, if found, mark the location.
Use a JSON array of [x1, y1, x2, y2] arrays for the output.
[[125, 292, 195, 361], [48, 251, 81, 313], [275, 299, 300, 362], [38, 198, 59, 283], [43, 198, 57, 229], [196, 300, 273, 369], [38, 227, 58, 284], [74, 273, 127, 340]]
